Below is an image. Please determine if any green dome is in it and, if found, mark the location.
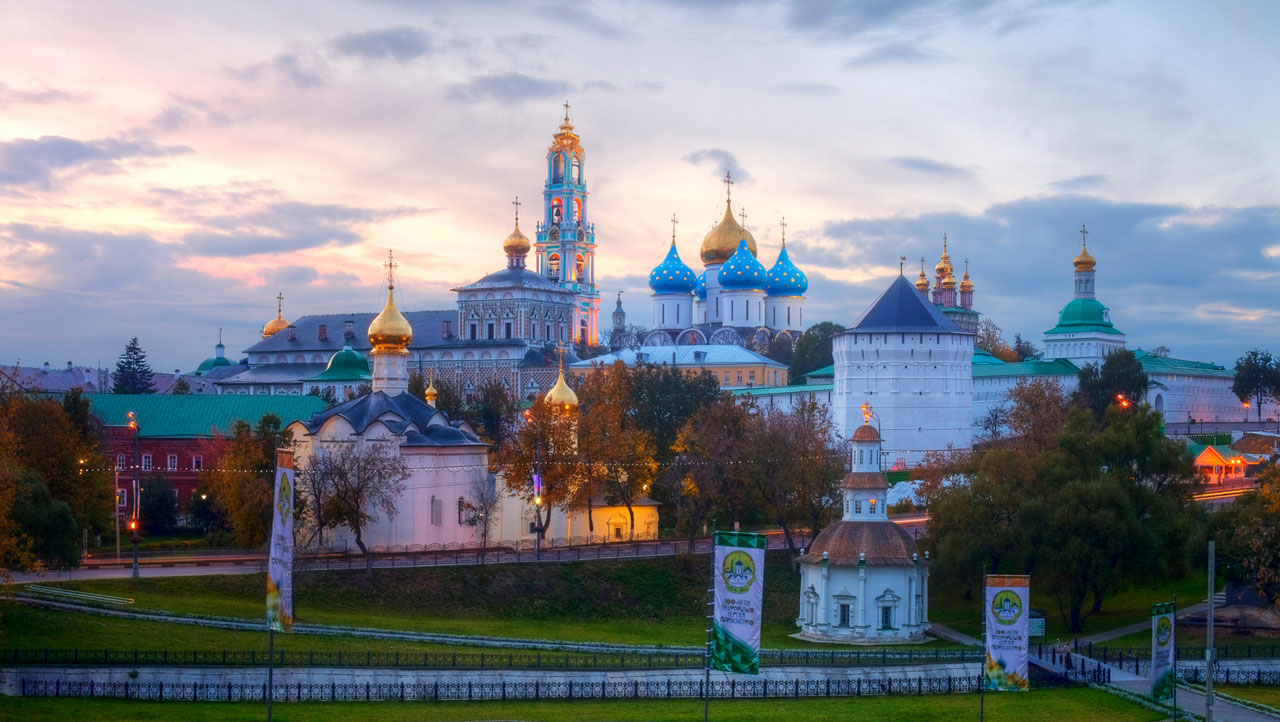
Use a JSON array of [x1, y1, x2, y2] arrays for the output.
[[308, 345, 371, 381], [195, 355, 232, 374], [1045, 298, 1123, 335]]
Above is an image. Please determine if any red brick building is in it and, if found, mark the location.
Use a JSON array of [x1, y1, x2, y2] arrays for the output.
[[92, 394, 325, 515]]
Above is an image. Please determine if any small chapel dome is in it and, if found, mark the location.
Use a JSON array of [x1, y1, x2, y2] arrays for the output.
[[799, 520, 918, 566], [916, 266, 930, 292], [368, 283, 413, 350], [262, 297, 289, 338], [544, 368, 579, 407], [701, 202, 757, 265], [503, 222, 531, 257], [852, 423, 881, 442], [648, 241, 697, 294], [942, 270, 957, 289], [717, 239, 767, 290], [960, 264, 975, 292], [765, 243, 808, 297], [323, 345, 371, 378]]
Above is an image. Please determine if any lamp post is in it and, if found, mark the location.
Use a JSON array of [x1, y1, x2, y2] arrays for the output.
[[128, 411, 141, 579], [1243, 401, 1250, 424]]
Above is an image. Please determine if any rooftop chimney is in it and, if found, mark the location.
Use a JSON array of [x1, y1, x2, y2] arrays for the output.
[[318, 323, 328, 341], [66, 361, 73, 370], [42, 361, 49, 372], [344, 319, 355, 340], [286, 325, 296, 342]]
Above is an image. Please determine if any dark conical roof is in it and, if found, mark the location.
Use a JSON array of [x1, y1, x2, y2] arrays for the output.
[[847, 274, 969, 334]]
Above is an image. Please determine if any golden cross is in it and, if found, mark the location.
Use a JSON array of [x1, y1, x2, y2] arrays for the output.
[[1080, 224, 1088, 246], [384, 250, 398, 288], [920, 257, 926, 273], [275, 292, 283, 314], [562, 100, 570, 123], [739, 207, 747, 230], [513, 196, 521, 225], [671, 213, 678, 244], [942, 233, 948, 252], [780, 216, 787, 245], [861, 401, 873, 425], [723, 171, 733, 202]]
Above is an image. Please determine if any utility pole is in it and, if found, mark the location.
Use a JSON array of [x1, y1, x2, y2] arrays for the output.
[[1205, 540, 1215, 722], [129, 411, 141, 579]]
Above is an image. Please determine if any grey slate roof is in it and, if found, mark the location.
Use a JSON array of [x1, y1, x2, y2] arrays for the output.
[[297, 390, 487, 447], [244, 310, 457, 356], [216, 363, 326, 385], [846, 275, 969, 334], [454, 267, 571, 293]]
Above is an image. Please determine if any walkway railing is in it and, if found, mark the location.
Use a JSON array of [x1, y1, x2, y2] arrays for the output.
[[6, 646, 981, 669]]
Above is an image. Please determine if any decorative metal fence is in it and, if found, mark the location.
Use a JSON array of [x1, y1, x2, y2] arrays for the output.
[[20, 673, 1066, 702], [1176, 666, 1280, 686], [1061, 641, 1280, 666], [6, 646, 981, 669]]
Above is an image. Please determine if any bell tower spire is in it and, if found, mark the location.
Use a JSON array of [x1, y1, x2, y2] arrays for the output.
[[535, 102, 599, 346]]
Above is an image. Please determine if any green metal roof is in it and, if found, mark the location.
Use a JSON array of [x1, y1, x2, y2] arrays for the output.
[[972, 349, 1006, 365], [305, 346, 371, 382], [1045, 297, 1123, 336], [194, 355, 232, 374], [1134, 350, 1234, 378], [804, 365, 835, 379], [86, 394, 326, 438], [971, 358, 1080, 379], [730, 383, 834, 398]]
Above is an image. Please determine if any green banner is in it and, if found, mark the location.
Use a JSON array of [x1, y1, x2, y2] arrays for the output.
[[711, 531, 766, 675]]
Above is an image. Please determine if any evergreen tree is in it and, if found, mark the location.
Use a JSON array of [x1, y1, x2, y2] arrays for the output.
[[112, 337, 156, 394], [171, 378, 192, 395], [789, 321, 844, 382]]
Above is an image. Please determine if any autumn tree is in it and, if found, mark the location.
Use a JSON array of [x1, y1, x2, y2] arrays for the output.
[[1233, 349, 1279, 421], [1213, 463, 1280, 607], [200, 413, 292, 548], [467, 379, 519, 449], [10, 471, 79, 569], [1074, 349, 1149, 419], [575, 364, 658, 539], [627, 363, 722, 467], [462, 475, 501, 562], [1005, 378, 1069, 453], [666, 398, 753, 550], [494, 396, 580, 543], [301, 441, 408, 573], [975, 318, 1018, 362]]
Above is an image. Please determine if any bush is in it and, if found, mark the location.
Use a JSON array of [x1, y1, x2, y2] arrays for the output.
[[12, 471, 80, 569]]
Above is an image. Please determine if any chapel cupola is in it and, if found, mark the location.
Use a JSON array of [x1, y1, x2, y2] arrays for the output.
[[368, 250, 413, 395], [262, 292, 290, 338]]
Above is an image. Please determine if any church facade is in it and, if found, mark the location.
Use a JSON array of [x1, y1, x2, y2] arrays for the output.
[[641, 180, 809, 351]]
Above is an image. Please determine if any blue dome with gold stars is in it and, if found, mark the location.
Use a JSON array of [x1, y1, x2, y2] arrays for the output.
[[648, 242, 697, 294], [695, 271, 707, 300], [766, 244, 807, 296], [717, 239, 767, 290]]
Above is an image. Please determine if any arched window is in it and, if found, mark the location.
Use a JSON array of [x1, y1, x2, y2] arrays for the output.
[[548, 253, 561, 280], [572, 198, 582, 222], [571, 156, 581, 183], [575, 254, 585, 282], [551, 198, 563, 224], [552, 154, 564, 183]]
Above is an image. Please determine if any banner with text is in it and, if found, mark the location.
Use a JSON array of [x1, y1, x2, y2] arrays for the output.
[[1150, 601, 1176, 701], [267, 450, 294, 632], [711, 531, 767, 675], [984, 574, 1030, 691]]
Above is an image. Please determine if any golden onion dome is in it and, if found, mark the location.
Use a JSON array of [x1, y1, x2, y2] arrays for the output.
[[368, 284, 413, 351], [701, 201, 757, 265], [544, 368, 579, 407], [1073, 242, 1096, 271], [942, 270, 957, 289], [262, 312, 289, 338], [915, 265, 929, 292], [960, 268, 974, 292], [503, 222, 531, 257]]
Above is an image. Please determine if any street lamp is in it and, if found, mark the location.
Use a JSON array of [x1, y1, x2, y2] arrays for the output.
[[128, 411, 141, 579], [1244, 401, 1251, 423], [1115, 393, 1130, 409]]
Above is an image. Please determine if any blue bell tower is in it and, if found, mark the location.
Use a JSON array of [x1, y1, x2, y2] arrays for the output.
[[535, 102, 600, 345]]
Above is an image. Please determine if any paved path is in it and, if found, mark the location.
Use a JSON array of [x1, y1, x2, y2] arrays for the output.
[[1076, 600, 1211, 645], [927, 622, 980, 647]]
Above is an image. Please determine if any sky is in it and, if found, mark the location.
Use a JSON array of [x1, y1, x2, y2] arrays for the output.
[[1, 0, 1278, 374]]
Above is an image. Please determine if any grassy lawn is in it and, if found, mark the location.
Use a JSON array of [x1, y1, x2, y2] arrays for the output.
[[1103, 625, 1280, 653], [1217, 684, 1280, 708], [929, 574, 1210, 641], [0, 687, 1165, 721], [23, 553, 959, 651]]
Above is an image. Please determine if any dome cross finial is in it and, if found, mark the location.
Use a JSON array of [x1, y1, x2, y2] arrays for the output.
[[670, 213, 678, 246], [218, 327, 223, 345], [383, 250, 398, 289], [513, 195, 521, 226], [780, 216, 787, 247], [723, 171, 733, 203], [861, 401, 873, 425], [1080, 224, 1088, 249], [276, 292, 284, 314], [563, 100, 571, 123], [739, 207, 747, 233]]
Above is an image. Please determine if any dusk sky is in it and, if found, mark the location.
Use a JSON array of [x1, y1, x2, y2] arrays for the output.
[[2, 0, 1278, 374]]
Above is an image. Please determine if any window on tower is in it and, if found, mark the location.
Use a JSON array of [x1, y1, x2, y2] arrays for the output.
[[552, 154, 564, 183], [572, 198, 581, 223], [571, 156, 581, 183], [576, 254, 585, 282], [548, 253, 561, 280], [551, 198, 563, 224]]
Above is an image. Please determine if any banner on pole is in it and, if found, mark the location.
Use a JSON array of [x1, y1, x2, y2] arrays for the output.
[[267, 450, 294, 632], [1150, 601, 1176, 701], [984, 574, 1030, 691], [711, 531, 767, 675]]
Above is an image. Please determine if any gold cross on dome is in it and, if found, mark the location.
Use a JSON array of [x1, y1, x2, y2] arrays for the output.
[[739, 207, 747, 230], [275, 292, 283, 313], [861, 401, 873, 425], [384, 250, 398, 288], [563, 100, 571, 122], [723, 171, 733, 201], [779, 216, 787, 245], [671, 213, 678, 244], [512, 196, 521, 224], [1080, 224, 1088, 245]]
